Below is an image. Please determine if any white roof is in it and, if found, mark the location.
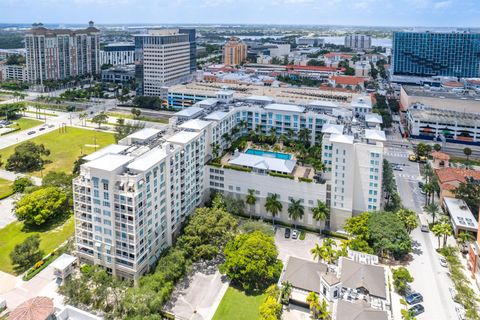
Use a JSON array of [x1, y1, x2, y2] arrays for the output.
[[322, 124, 345, 135], [84, 153, 133, 171], [351, 96, 372, 109], [246, 95, 274, 103], [50, 253, 76, 271], [167, 130, 201, 145], [127, 128, 161, 141], [444, 197, 478, 231], [127, 147, 168, 172], [330, 134, 354, 144], [364, 129, 386, 142], [204, 111, 229, 121], [308, 100, 339, 108], [196, 98, 219, 106], [228, 152, 296, 174], [365, 113, 383, 124], [179, 119, 211, 131], [83, 144, 129, 161], [264, 103, 305, 113], [175, 106, 204, 118]]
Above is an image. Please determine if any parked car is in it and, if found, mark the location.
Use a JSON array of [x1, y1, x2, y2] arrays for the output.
[[440, 257, 448, 268], [449, 287, 460, 303], [409, 304, 425, 316], [27, 131, 35, 135], [421, 225, 429, 232], [48, 124, 54, 128], [291, 230, 298, 239], [39, 127, 45, 131], [284, 228, 291, 238], [406, 292, 423, 305], [393, 166, 404, 171], [418, 181, 424, 189]]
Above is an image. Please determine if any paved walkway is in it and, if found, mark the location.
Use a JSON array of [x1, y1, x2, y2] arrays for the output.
[[0, 265, 64, 311], [0, 195, 18, 228]]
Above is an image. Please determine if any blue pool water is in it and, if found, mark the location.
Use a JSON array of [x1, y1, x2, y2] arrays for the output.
[[245, 149, 292, 160]]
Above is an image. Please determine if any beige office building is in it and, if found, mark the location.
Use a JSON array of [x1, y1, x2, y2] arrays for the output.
[[223, 37, 247, 67]]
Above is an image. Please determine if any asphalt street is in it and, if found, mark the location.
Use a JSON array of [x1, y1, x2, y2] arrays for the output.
[[384, 146, 458, 320]]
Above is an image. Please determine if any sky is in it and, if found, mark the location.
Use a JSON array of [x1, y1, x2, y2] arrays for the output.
[[0, 0, 479, 27]]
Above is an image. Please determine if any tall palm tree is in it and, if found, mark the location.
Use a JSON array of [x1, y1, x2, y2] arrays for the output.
[[310, 243, 323, 262], [424, 203, 440, 225], [321, 238, 337, 265], [317, 298, 331, 320], [423, 183, 434, 205], [265, 193, 282, 225], [306, 291, 320, 319], [245, 189, 257, 219], [457, 232, 474, 246], [288, 199, 304, 229], [298, 128, 311, 146], [423, 163, 433, 183], [311, 200, 329, 233], [281, 281, 293, 304]]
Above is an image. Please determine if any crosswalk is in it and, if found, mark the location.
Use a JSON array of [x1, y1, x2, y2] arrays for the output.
[[385, 152, 408, 158], [397, 173, 419, 180]]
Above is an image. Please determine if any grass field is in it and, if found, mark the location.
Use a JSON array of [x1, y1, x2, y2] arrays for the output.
[[7, 117, 44, 132], [212, 287, 266, 320], [0, 177, 13, 199], [0, 216, 74, 274], [0, 127, 115, 176]]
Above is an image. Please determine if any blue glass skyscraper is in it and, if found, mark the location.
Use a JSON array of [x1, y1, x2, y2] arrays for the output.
[[392, 31, 480, 78]]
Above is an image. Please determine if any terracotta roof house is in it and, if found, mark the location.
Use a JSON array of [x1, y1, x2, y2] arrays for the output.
[[435, 167, 480, 199]]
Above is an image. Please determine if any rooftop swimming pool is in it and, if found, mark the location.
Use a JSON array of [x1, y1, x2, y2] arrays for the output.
[[245, 149, 292, 160]]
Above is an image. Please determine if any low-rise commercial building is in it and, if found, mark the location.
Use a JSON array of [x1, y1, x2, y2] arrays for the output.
[[100, 42, 135, 66], [1, 64, 27, 81], [101, 65, 135, 83]]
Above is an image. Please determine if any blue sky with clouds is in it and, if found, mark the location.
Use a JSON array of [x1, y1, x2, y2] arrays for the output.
[[0, 0, 479, 27]]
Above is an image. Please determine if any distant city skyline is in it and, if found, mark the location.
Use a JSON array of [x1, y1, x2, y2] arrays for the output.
[[1, 0, 479, 28]]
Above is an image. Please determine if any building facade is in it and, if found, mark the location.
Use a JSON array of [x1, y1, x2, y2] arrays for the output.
[[101, 65, 135, 83], [344, 34, 372, 50], [392, 31, 480, 78], [25, 22, 100, 85], [100, 43, 135, 66], [223, 37, 247, 67], [134, 29, 195, 96], [2, 64, 27, 81]]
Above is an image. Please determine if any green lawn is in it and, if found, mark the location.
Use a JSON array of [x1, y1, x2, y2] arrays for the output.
[[212, 287, 266, 320], [0, 127, 115, 176], [9, 117, 43, 132], [0, 177, 13, 199], [0, 216, 74, 274]]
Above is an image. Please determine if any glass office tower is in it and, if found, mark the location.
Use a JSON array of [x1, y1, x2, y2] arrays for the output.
[[392, 31, 480, 78]]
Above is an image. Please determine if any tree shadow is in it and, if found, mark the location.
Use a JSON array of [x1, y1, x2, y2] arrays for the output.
[[21, 211, 72, 233]]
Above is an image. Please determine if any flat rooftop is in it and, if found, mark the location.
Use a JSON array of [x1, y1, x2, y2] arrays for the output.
[[403, 85, 480, 102], [127, 128, 161, 141], [443, 197, 478, 232], [179, 119, 211, 131], [83, 144, 129, 161], [264, 103, 305, 113], [167, 130, 201, 145], [228, 152, 296, 174], [84, 153, 133, 171], [127, 146, 169, 172], [409, 107, 480, 127]]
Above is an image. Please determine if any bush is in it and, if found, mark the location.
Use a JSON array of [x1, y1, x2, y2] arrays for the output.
[[299, 230, 306, 240], [223, 164, 252, 172], [392, 267, 413, 295], [298, 177, 312, 183], [268, 172, 294, 179], [322, 229, 349, 240]]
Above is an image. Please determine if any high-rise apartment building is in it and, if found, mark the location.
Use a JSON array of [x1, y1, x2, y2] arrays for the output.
[[74, 90, 385, 282], [134, 29, 195, 96], [100, 43, 135, 66], [25, 22, 100, 85], [223, 37, 247, 67], [392, 31, 480, 78], [344, 34, 372, 50]]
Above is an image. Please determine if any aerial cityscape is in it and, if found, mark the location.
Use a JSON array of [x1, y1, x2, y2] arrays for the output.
[[0, 1, 479, 320]]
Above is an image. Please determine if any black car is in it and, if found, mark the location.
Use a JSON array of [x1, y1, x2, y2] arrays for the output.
[[284, 228, 291, 238], [418, 181, 424, 189], [409, 304, 425, 316]]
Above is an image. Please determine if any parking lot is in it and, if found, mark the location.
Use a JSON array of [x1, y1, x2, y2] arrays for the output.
[[274, 227, 323, 263]]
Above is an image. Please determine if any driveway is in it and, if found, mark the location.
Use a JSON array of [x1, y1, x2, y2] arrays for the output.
[[275, 227, 323, 263], [165, 260, 229, 320], [0, 195, 17, 228], [1, 265, 64, 311]]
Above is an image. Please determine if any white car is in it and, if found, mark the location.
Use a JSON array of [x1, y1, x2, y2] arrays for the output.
[[291, 230, 299, 239]]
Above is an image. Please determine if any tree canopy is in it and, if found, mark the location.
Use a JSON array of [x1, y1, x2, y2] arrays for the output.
[[220, 231, 283, 292], [10, 235, 44, 273], [14, 186, 69, 225], [6, 142, 50, 172]]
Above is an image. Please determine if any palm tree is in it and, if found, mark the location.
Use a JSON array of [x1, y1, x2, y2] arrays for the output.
[[463, 147, 472, 167], [431, 220, 453, 248], [245, 189, 257, 219], [265, 193, 282, 225], [310, 243, 323, 262], [288, 199, 304, 229], [422, 183, 434, 205], [321, 238, 337, 264], [298, 128, 310, 146], [424, 203, 440, 225], [423, 162, 433, 183], [306, 291, 320, 319], [211, 143, 220, 159], [311, 200, 329, 233], [317, 298, 331, 320], [457, 232, 474, 246]]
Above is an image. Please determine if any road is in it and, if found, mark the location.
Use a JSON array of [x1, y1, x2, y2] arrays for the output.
[[384, 145, 457, 320]]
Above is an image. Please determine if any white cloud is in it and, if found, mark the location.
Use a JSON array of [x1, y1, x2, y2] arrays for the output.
[[434, 0, 453, 8]]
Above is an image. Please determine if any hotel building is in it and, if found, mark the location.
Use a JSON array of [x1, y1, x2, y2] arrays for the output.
[[73, 91, 384, 282], [25, 22, 100, 85], [223, 37, 247, 67]]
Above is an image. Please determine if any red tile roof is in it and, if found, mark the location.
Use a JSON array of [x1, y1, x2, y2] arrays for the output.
[[435, 167, 480, 184], [324, 53, 354, 60], [286, 65, 338, 72], [331, 75, 365, 86]]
